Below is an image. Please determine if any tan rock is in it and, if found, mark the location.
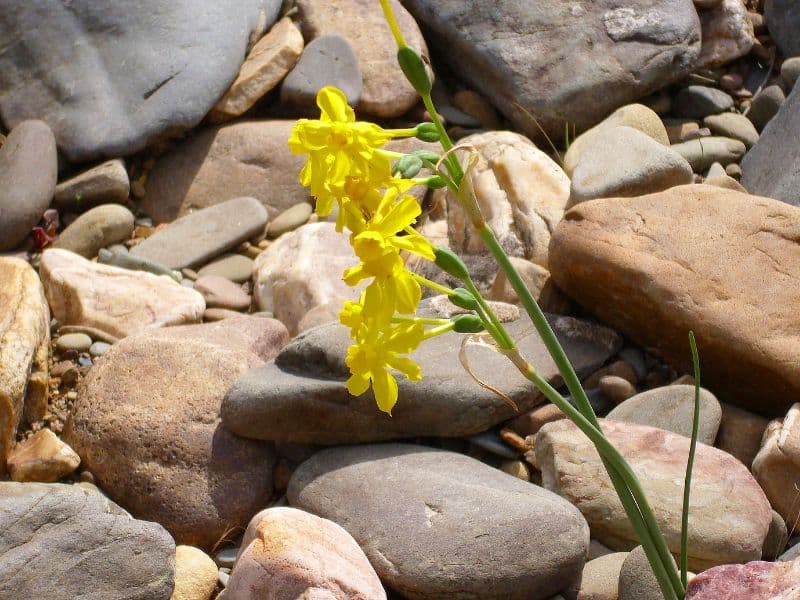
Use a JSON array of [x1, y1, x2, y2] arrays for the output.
[[489, 256, 570, 313], [53, 158, 130, 210], [564, 104, 670, 177], [549, 184, 800, 414], [535, 419, 772, 570], [752, 404, 800, 533], [225, 507, 386, 600], [716, 402, 769, 466], [7, 429, 80, 483], [296, 0, 427, 118], [253, 222, 360, 336], [40, 248, 205, 339], [211, 18, 304, 121], [0, 258, 49, 475], [697, 0, 754, 68], [577, 552, 627, 600], [171, 545, 218, 600]]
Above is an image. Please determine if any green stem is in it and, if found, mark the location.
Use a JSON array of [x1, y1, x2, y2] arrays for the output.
[[409, 272, 453, 296], [682, 332, 701, 589], [420, 93, 464, 184]]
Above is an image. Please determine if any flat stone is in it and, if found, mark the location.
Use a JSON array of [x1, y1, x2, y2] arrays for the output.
[[62, 317, 289, 549], [266, 202, 313, 239], [55, 332, 93, 353], [401, 0, 700, 143], [196, 254, 254, 283], [223, 507, 386, 599], [606, 385, 722, 444], [211, 18, 304, 121], [671, 136, 746, 171], [280, 34, 362, 108], [288, 443, 589, 600], [97, 247, 180, 281], [741, 81, 800, 205], [53, 204, 135, 258], [569, 126, 693, 205], [0, 120, 57, 251], [296, 0, 427, 118], [172, 545, 218, 600], [697, 0, 754, 68], [535, 419, 772, 570], [548, 184, 800, 413], [765, 0, 800, 57], [0, 258, 49, 475], [132, 197, 267, 270], [716, 402, 770, 466], [222, 308, 620, 444], [674, 85, 735, 119], [53, 159, 130, 210], [6, 429, 80, 483], [685, 557, 800, 599], [0, 482, 175, 599], [563, 103, 670, 177], [253, 222, 361, 336], [40, 249, 205, 339], [747, 85, 786, 132], [194, 276, 251, 311], [703, 112, 759, 148], [0, 1, 280, 162]]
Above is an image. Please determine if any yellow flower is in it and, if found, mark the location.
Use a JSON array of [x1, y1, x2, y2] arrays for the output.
[[344, 317, 425, 414], [288, 86, 394, 216]]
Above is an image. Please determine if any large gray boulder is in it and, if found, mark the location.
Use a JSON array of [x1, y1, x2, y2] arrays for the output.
[[0, 1, 280, 162], [400, 0, 700, 141]]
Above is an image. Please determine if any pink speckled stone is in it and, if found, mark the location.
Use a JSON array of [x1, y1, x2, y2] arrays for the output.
[[686, 557, 800, 599]]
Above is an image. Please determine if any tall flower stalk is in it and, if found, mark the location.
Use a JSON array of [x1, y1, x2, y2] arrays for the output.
[[287, 4, 699, 597]]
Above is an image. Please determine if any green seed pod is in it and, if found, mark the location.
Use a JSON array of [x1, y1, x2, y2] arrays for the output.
[[394, 154, 424, 178], [452, 313, 485, 333], [411, 148, 441, 163], [435, 247, 471, 282], [425, 175, 447, 189], [397, 46, 432, 95], [415, 123, 440, 142], [448, 287, 479, 310]]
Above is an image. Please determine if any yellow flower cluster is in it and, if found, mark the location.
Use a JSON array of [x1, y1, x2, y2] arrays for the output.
[[289, 86, 436, 413]]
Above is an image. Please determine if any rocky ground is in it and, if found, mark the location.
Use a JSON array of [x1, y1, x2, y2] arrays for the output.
[[1, 0, 800, 598]]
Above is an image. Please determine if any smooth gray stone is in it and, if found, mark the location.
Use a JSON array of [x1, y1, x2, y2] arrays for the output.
[[0, 482, 175, 600], [98, 248, 180, 281], [53, 204, 134, 258], [222, 311, 621, 443], [400, 0, 700, 143], [703, 112, 759, 149], [0, 1, 280, 162], [131, 196, 268, 269], [288, 443, 589, 600], [747, 85, 786, 132], [673, 85, 734, 119], [741, 81, 800, 206], [765, 0, 800, 57], [617, 545, 672, 600], [280, 34, 362, 108], [671, 136, 746, 171], [0, 120, 57, 251], [53, 159, 130, 210]]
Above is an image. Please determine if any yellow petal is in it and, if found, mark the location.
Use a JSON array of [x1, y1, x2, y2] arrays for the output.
[[372, 368, 399, 415], [317, 86, 354, 123], [346, 372, 371, 396]]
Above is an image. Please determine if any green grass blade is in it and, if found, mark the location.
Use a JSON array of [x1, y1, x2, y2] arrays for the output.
[[681, 331, 701, 589]]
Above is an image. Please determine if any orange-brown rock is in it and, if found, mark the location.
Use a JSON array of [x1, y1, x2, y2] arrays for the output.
[[549, 184, 800, 414]]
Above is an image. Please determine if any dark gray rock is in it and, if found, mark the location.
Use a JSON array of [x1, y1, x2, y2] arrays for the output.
[[765, 0, 800, 57], [0, 120, 57, 251], [0, 482, 175, 599], [222, 309, 621, 444], [747, 84, 786, 132], [288, 443, 589, 600], [741, 81, 800, 205], [0, 1, 280, 162], [673, 85, 734, 119], [131, 196, 268, 269], [400, 0, 700, 142], [280, 34, 362, 108]]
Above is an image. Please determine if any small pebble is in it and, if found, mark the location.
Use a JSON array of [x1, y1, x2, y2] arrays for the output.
[[218, 568, 230, 588], [196, 253, 254, 283], [720, 73, 743, 91], [215, 547, 239, 568], [468, 430, 518, 459], [500, 460, 530, 481], [89, 341, 111, 357], [55, 333, 92, 353], [134, 217, 153, 227], [79, 470, 96, 484], [267, 202, 313, 239], [598, 375, 637, 404], [77, 356, 93, 368]]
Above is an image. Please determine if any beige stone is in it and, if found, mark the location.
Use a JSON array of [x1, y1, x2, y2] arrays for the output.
[[211, 18, 304, 121], [53, 158, 130, 210], [753, 404, 800, 533], [535, 419, 772, 570], [296, 0, 427, 118], [564, 104, 670, 176], [225, 507, 386, 599], [7, 429, 80, 483], [697, 0, 754, 68], [253, 222, 360, 335], [716, 402, 769, 466], [577, 552, 627, 600], [40, 248, 205, 339], [171, 545, 218, 600], [489, 256, 570, 313], [0, 258, 49, 475], [549, 184, 800, 414]]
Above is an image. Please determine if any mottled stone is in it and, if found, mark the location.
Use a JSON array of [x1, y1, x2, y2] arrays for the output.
[[697, 0, 754, 68], [40, 249, 205, 339], [685, 557, 800, 599], [535, 419, 772, 570], [7, 429, 80, 483], [0, 258, 50, 475], [171, 546, 218, 600]]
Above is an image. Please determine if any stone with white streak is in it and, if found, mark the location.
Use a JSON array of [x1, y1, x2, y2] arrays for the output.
[[685, 557, 800, 599], [535, 419, 772, 570], [39, 248, 205, 339], [0, 258, 50, 475]]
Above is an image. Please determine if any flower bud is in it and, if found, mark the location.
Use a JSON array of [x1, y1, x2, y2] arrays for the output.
[[425, 175, 447, 189], [411, 149, 441, 163], [435, 247, 471, 282], [452, 313, 485, 333], [448, 287, 479, 310], [397, 46, 432, 95], [415, 123, 440, 142], [393, 154, 424, 178]]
